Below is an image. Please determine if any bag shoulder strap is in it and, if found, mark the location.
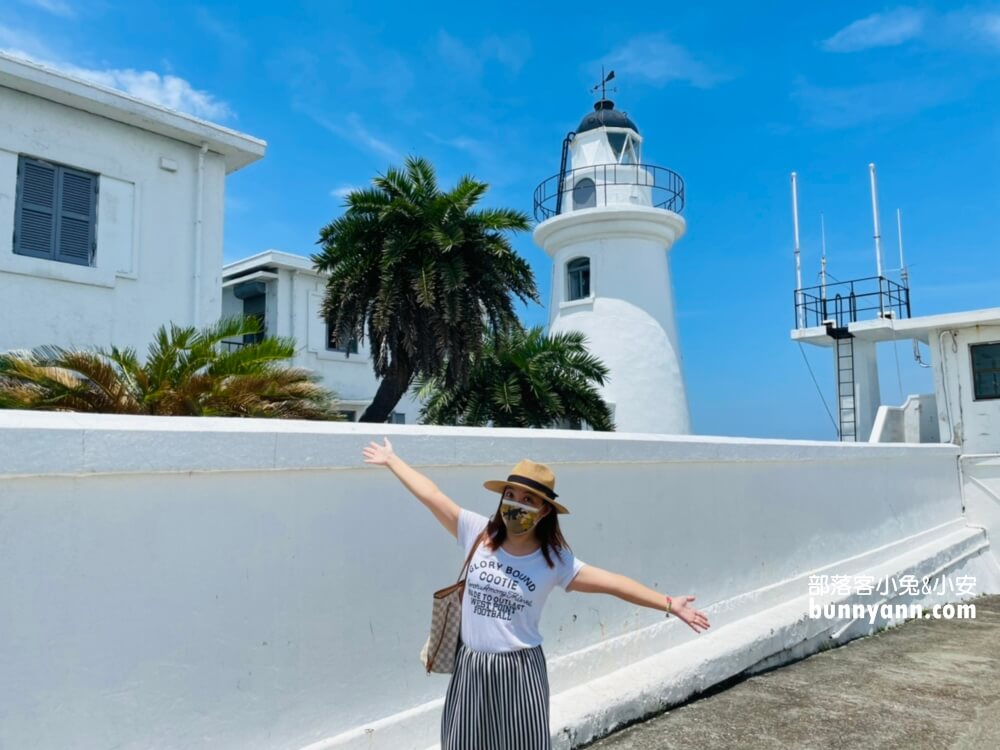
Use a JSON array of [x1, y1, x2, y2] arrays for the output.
[[457, 529, 487, 583]]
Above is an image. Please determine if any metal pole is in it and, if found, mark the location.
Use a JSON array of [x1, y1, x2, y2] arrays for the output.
[[792, 172, 804, 328], [869, 163, 883, 279], [820, 212, 827, 302], [897, 208, 908, 287]]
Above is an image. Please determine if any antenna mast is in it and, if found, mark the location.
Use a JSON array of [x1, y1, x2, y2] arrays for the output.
[[791, 172, 803, 328], [869, 163, 884, 278], [820, 212, 828, 304], [897, 208, 908, 287]]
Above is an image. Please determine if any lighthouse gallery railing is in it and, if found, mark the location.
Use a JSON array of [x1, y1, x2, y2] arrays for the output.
[[533, 163, 685, 223]]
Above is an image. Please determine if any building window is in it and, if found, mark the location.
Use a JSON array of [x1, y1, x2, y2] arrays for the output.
[[567, 257, 590, 300], [242, 294, 266, 344], [13, 155, 98, 267], [232, 281, 267, 344], [971, 342, 1000, 400], [337, 410, 357, 421], [389, 412, 406, 424], [326, 323, 359, 355], [573, 178, 596, 209]]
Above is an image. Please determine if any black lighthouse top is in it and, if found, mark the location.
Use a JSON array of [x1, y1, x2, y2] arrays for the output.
[[575, 99, 639, 135]]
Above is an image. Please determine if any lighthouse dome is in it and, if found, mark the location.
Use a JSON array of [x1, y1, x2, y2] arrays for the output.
[[576, 99, 639, 134]]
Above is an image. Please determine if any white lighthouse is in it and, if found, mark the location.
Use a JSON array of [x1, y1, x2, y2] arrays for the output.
[[533, 96, 690, 434]]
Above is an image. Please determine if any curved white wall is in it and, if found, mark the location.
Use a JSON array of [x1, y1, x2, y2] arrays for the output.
[[0, 411, 996, 750], [535, 207, 689, 434]]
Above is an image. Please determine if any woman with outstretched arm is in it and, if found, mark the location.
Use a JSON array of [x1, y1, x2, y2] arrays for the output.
[[362, 437, 710, 750]]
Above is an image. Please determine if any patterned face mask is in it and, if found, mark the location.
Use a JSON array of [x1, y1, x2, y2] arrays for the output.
[[500, 498, 543, 536]]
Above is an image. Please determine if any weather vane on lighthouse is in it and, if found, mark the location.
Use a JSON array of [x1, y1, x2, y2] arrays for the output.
[[591, 67, 616, 100]]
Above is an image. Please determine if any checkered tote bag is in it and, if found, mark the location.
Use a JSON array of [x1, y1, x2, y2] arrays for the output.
[[420, 530, 486, 674]]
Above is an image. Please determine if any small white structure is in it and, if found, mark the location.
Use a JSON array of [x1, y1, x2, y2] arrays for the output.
[[0, 52, 266, 354], [790, 166, 1000, 453], [221, 250, 423, 423], [533, 99, 690, 434], [794, 308, 1000, 453]]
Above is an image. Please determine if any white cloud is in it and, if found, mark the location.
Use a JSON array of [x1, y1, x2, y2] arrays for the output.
[[70, 66, 234, 120], [19, 0, 75, 18], [437, 30, 532, 78], [482, 34, 532, 74], [791, 76, 967, 129], [268, 47, 405, 161], [600, 33, 727, 89], [225, 195, 249, 213], [982, 12, 1000, 44], [331, 186, 361, 199], [0, 24, 58, 60], [945, 9, 1000, 50], [822, 8, 926, 52], [426, 131, 490, 159], [312, 111, 400, 161], [0, 30, 233, 121], [194, 6, 248, 51]]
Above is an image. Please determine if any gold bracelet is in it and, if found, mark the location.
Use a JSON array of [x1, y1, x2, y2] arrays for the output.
[[664, 595, 673, 617]]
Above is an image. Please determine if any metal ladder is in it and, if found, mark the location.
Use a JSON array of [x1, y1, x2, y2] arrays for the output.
[[833, 331, 857, 441], [553, 131, 575, 215]]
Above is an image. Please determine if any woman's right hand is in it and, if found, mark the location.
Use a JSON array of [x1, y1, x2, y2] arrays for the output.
[[362, 437, 395, 466]]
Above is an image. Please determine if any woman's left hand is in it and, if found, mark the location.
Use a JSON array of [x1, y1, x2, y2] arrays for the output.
[[670, 595, 711, 633]]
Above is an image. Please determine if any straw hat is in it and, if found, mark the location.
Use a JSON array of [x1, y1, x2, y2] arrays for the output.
[[483, 458, 569, 514]]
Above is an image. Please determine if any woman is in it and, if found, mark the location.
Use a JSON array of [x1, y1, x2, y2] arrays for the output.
[[362, 437, 710, 750]]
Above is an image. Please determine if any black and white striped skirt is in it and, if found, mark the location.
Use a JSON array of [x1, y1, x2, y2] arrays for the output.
[[441, 637, 551, 749]]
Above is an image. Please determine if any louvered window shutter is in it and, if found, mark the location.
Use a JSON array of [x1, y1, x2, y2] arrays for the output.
[[14, 156, 97, 266], [55, 167, 97, 266], [14, 158, 57, 260]]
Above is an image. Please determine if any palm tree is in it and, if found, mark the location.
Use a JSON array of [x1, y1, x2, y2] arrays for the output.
[[412, 324, 615, 430], [312, 156, 538, 423], [0, 315, 342, 420]]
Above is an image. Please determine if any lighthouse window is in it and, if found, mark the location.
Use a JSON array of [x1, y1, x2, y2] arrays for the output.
[[607, 132, 627, 159], [607, 132, 639, 164], [573, 178, 596, 209], [567, 257, 590, 300], [971, 342, 1000, 400]]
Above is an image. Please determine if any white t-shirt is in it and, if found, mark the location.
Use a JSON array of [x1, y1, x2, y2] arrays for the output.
[[456, 507, 586, 653]]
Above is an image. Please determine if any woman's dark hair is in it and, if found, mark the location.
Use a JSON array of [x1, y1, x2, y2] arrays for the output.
[[484, 488, 572, 569]]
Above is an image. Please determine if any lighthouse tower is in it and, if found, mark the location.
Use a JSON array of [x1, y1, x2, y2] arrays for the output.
[[533, 97, 690, 434]]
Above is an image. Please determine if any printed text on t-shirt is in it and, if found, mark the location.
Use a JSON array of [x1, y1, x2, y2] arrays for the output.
[[466, 559, 537, 621]]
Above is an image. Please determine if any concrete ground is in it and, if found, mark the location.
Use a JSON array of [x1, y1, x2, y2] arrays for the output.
[[584, 595, 1000, 750]]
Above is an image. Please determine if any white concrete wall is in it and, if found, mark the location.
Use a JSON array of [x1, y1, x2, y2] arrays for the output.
[[1, 411, 997, 750], [870, 394, 939, 443], [835, 338, 881, 442], [0, 85, 227, 354], [221, 269, 422, 423], [960, 455, 1000, 571], [930, 325, 1000, 454]]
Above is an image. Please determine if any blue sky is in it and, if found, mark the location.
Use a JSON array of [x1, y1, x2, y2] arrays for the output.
[[4, 1, 999, 439]]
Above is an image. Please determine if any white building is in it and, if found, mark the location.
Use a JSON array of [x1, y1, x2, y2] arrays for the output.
[[794, 307, 1000, 453], [533, 98, 690, 434], [0, 52, 265, 354], [221, 250, 422, 423], [789, 167, 1000, 454]]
